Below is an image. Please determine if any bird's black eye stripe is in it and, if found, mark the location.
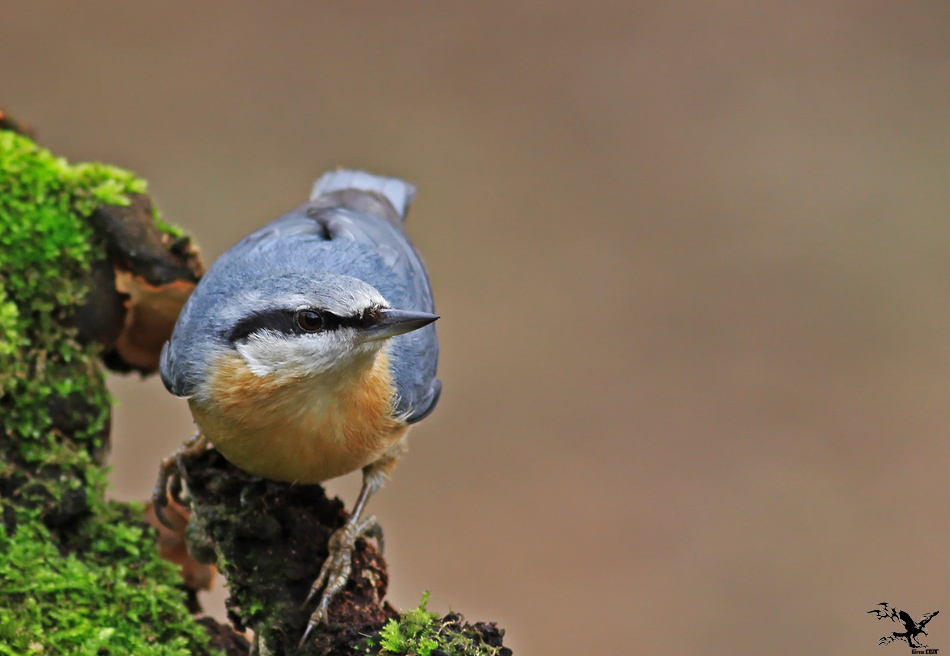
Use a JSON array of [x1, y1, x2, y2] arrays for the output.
[[227, 309, 298, 343], [227, 306, 384, 342], [350, 305, 383, 329]]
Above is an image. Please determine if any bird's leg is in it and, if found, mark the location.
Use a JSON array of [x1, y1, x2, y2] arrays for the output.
[[299, 457, 396, 647], [152, 433, 208, 530]]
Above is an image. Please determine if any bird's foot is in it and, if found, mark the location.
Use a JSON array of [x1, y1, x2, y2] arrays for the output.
[[152, 433, 208, 530], [298, 514, 383, 647]]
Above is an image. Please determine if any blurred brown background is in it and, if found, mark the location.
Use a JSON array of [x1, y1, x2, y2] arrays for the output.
[[4, 3, 950, 654]]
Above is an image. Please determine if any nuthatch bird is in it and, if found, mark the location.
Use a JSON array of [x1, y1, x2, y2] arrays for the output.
[[155, 170, 440, 643]]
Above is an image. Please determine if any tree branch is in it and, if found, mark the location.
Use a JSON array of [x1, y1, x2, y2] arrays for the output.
[[0, 110, 510, 656]]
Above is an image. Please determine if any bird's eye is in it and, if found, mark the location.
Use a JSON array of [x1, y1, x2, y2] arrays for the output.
[[295, 309, 324, 332]]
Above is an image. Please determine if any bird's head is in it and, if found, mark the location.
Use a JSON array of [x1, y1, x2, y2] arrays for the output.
[[202, 272, 436, 383]]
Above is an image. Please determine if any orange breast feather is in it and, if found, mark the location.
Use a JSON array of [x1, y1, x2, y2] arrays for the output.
[[190, 349, 408, 484]]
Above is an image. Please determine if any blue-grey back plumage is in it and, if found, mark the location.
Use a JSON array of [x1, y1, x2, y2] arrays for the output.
[[160, 170, 441, 424]]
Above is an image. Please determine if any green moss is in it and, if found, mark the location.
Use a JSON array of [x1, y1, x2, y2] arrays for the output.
[[0, 130, 122, 448], [0, 504, 210, 656], [368, 593, 507, 656], [0, 129, 219, 655], [152, 208, 187, 239], [377, 592, 440, 656]]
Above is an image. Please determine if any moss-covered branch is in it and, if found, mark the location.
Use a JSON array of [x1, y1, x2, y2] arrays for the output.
[[0, 114, 510, 656], [0, 124, 222, 655]]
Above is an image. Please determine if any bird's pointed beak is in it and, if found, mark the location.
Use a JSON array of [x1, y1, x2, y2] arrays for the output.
[[361, 308, 439, 341]]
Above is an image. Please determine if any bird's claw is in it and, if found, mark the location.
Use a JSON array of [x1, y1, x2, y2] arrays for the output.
[[152, 434, 207, 530], [363, 521, 384, 556], [298, 514, 381, 648], [152, 457, 181, 530]]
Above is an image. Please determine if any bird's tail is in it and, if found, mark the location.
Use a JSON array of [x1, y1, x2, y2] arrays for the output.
[[311, 169, 417, 219]]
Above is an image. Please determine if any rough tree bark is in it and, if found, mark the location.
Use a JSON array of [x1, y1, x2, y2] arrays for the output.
[[0, 111, 510, 656]]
